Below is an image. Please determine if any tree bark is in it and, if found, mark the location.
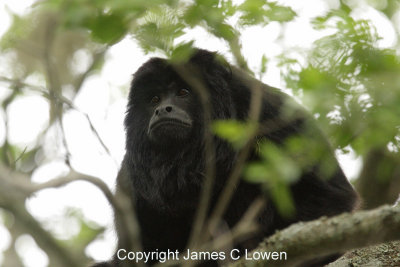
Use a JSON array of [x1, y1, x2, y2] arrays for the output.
[[229, 205, 400, 267]]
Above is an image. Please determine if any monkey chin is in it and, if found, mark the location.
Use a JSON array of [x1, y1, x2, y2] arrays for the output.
[[148, 121, 193, 148]]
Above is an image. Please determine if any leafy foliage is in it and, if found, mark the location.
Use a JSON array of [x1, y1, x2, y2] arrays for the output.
[[213, 120, 257, 149], [238, 0, 296, 26], [282, 9, 400, 155], [245, 141, 298, 217]]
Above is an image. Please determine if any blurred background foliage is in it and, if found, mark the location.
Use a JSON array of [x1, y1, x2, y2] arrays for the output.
[[0, 0, 399, 266]]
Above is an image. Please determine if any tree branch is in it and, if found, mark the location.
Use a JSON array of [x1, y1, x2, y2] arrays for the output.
[[230, 204, 400, 267]]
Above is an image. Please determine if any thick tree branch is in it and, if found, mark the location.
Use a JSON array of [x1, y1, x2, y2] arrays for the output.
[[0, 162, 142, 267], [1, 201, 86, 267], [230, 204, 400, 267], [326, 240, 400, 267]]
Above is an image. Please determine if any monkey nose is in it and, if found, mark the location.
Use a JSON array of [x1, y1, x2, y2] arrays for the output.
[[155, 105, 173, 115]]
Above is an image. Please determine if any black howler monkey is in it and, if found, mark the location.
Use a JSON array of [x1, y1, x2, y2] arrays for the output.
[[91, 49, 358, 267]]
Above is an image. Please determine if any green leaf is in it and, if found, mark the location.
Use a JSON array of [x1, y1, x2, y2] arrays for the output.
[[212, 22, 236, 41], [0, 14, 32, 50], [88, 13, 128, 44], [299, 67, 337, 92], [265, 3, 296, 22], [268, 180, 295, 218], [244, 162, 273, 183], [135, 7, 184, 54], [244, 158, 296, 218], [258, 142, 301, 183], [212, 120, 257, 149], [260, 54, 268, 75], [238, 0, 296, 26], [170, 41, 195, 63]]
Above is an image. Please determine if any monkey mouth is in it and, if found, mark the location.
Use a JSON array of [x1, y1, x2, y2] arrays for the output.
[[150, 119, 192, 132]]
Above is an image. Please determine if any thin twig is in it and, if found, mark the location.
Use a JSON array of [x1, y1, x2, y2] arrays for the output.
[[206, 78, 264, 240], [173, 64, 217, 252]]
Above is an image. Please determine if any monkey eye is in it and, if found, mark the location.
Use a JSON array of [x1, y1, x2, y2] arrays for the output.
[[177, 89, 189, 97], [150, 96, 160, 104]]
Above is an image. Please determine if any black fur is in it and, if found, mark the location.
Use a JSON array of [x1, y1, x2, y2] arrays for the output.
[[96, 49, 358, 267]]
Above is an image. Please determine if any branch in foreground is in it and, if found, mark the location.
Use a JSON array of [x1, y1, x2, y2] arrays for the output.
[[4, 201, 86, 267], [326, 240, 400, 267], [230, 204, 400, 267], [0, 163, 142, 266]]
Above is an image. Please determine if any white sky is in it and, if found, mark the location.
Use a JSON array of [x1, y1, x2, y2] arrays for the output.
[[0, 0, 398, 266]]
